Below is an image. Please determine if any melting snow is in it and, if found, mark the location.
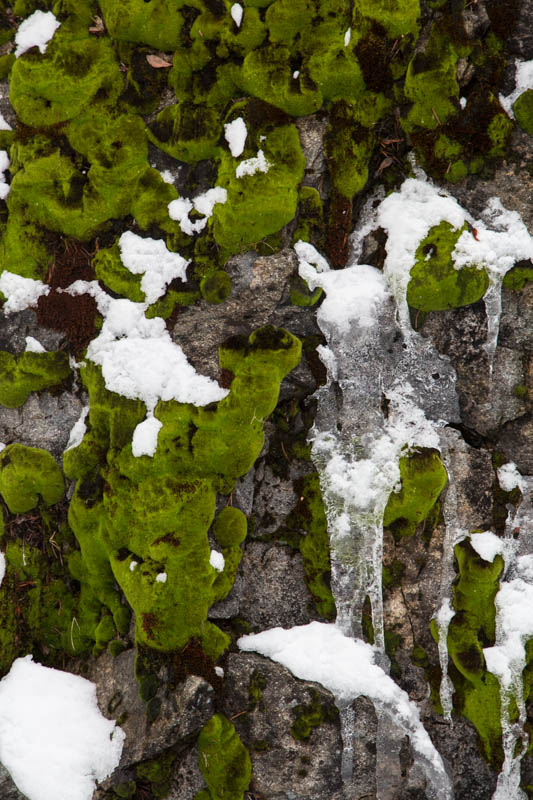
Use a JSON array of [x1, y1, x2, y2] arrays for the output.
[[499, 58, 533, 118], [0, 553, 5, 587], [15, 10, 61, 58], [131, 414, 162, 458], [498, 462, 524, 493], [0, 655, 124, 800], [0, 114, 12, 131], [0, 272, 49, 314], [64, 406, 90, 453], [0, 150, 10, 200]]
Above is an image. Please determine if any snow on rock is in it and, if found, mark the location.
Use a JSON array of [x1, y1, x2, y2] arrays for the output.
[[15, 10, 61, 58], [0, 655, 124, 800], [0, 272, 49, 314], [0, 150, 10, 200], [294, 240, 330, 274], [0, 553, 5, 587], [159, 169, 174, 184], [64, 406, 90, 453], [24, 336, 46, 353], [236, 149, 271, 179], [238, 622, 450, 786], [497, 461, 524, 493], [499, 58, 533, 118], [0, 114, 12, 131], [470, 532, 504, 563], [485, 576, 533, 689], [84, 296, 229, 412], [168, 187, 227, 235], [297, 249, 390, 334], [224, 117, 247, 157], [210, 550, 225, 572], [118, 231, 190, 305], [131, 414, 163, 458], [230, 3, 243, 27]]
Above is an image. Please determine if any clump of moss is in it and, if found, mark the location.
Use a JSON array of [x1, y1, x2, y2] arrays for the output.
[[383, 448, 447, 539], [212, 122, 305, 256], [407, 222, 489, 311], [432, 539, 504, 766], [290, 688, 339, 740], [502, 262, 533, 291], [248, 668, 266, 711], [200, 271, 232, 304], [513, 90, 533, 136], [137, 751, 175, 799], [64, 326, 301, 657], [195, 713, 252, 800], [0, 350, 71, 408], [0, 444, 65, 514]]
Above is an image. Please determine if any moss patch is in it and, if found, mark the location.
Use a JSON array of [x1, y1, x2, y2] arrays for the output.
[[383, 448, 447, 539], [407, 222, 489, 311], [0, 350, 71, 408], [195, 713, 252, 800]]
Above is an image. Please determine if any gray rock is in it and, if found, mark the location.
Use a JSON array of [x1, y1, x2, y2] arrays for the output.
[[507, 0, 533, 58], [497, 414, 533, 474], [222, 652, 345, 800], [166, 743, 206, 799], [500, 284, 533, 354], [0, 391, 86, 459], [0, 764, 28, 800], [90, 649, 214, 769], [237, 542, 317, 630]]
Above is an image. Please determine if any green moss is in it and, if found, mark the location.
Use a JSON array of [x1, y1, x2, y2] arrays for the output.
[[503, 264, 533, 291], [64, 327, 300, 655], [9, 30, 122, 127], [213, 123, 305, 255], [383, 449, 447, 539], [196, 713, 252, 800], [353, 0, 420, 40], [290, 688, 339, 740], [407, 222, 489, 311], [113, 782, 136, 799], [325, 100, 377, 200], [93, 243, 144, 303], [513, 90, 533, 136], [0, 350, 71, 408], [0, 444, 65, 513], [435, 539, 505, 765], [137, 751, 175, 799], [148, 103, 222, 164], [100, 0, 184, 50], [200, 271, 232, 304], [248, 668, 266, 710]]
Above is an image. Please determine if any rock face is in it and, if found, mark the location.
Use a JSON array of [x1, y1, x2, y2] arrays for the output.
[[0, 1, 532, 800]]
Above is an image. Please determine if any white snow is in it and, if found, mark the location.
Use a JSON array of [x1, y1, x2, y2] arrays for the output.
[[293, 70, 300, 79], [499, 58, 533, 118], [230, 3, 243, 27], [215, 666, 224, 678], [0, 114, 12, 131], [129, 560, 138, 572], [344, 27, 351, 47], [64, 406, 89, 453], [160, 169, 174, 184], [0, 552, 5, 587], [0, 272, 49, 314], [224, 117, 247, 158], [236, 149, 271, 179], [297, 255, 390, 334], [118, 231, 190, 305], [294, 240, 330, 274], [168, 187, 227, 235], [15, 10, 61, 58], [238, 622, 449, 780], [460, 96, 467, 109], [131, 414, 162, 458], [0, 655, 124, 800], [84, 296, 229, 413], [0, 150, 10, 200], [497, 461, 524, 493], [155, 572, 167, 583], [470, 531, 504, 563], [485, 575, 533, 689], [210, 550, 225, 572], [24, 336, 46, 353]]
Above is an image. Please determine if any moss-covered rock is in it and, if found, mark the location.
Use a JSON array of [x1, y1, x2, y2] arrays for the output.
[[407, 221, 489, 311], [383, 448, 447, 539], [0, 350, 71, 408], [195, 713, 252, 800], [513, 89, 533, 136], [0, 444, 65, 513]]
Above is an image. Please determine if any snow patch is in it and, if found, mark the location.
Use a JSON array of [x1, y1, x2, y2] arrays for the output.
[[470, 532, 504, 563], [24, 336, 46, 353], [230, 3, 243, 27], [118, 231, 190, 305], [0, 150, 10, 200], [64, 406, 89, 453], [0, 553, 5, 587], [210, 550, 225, 572], [499, 59, 533, 118], [0, 272, 50, 314], [224, 117, 247, 158], [236, 149, 271, 179], [15, 10, 61, 58], [132, 414, 162, 458], [156, 572, 167, 583], [344, 27, 351, 47], [0, 655, 124, 800], [497, 462, 524, 493], [0, 114, 12, 131], [168, 187, 227, 235]]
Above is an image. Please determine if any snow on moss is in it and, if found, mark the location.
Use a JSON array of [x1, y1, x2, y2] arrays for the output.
[[118, 231, 190, 304], [14, 10, 60, 58]]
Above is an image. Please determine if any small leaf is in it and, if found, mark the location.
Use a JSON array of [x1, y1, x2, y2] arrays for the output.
[[89, 15, 105, 33], [146, 54, 172, 68], [377, 157, 393, 176]]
